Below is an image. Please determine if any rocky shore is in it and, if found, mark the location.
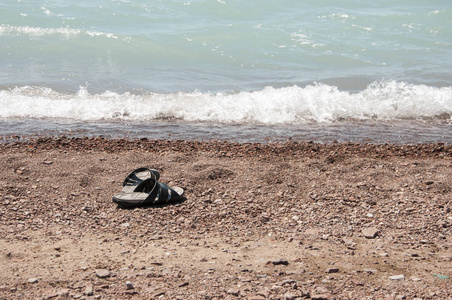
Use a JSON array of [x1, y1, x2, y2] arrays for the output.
[[1, 137, 451, 299]]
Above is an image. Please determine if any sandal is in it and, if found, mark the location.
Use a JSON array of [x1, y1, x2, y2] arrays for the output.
[[113, 171, 184, 208]]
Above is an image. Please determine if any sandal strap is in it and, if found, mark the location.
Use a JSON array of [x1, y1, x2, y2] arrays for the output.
[[122, 168, 160, 187], [155, 182, 170, 204], [141, 178, 160, 205]]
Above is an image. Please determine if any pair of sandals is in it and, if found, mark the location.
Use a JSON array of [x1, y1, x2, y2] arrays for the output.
[[112, 168, 185, 208]]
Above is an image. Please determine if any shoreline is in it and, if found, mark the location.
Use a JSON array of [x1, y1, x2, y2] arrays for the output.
[[2, 118, 452, 145], [1, 136, 452, 158], [1, 137, 451, 299]]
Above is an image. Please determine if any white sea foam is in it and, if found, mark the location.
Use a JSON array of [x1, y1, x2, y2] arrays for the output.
[[1, 82, 450, 124], [291, 30, 314, 46], [0, 25, 118, 39]]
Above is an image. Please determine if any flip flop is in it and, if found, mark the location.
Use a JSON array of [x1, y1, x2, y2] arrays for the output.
[[113, 178, 185, 208], [122, 167, 160, 194]]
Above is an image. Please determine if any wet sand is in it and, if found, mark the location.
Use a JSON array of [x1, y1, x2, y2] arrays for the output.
[[1, 137, 451, 299]]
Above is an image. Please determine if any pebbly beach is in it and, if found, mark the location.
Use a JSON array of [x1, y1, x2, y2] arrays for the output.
[[0, 137, 451, 299]]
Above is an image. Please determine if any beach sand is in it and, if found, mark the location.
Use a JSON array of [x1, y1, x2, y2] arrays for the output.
[[1, 137, 451, 299]]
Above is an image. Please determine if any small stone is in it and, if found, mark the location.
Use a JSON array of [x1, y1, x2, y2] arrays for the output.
[[42, 161, 53, 165], [351, 279, 364, 286], [257, 290, 270, 298], [362, 227, 379, 239], [247, 296, 265, 300], [213, 199, 224, 204], [120, 222, 130, 228], [84, 284, 94, 296], [227, 289, 240, 296], [321, 234, 330, 240], [389, 274, 405, 281], [153, 291, 165, 298], [325, 268, 339, 273], [311, 294, 329, 300], [363, 268, 377, 274], [28, 277, 39, 283], [125, 281, 134, 290], [57, 289, 70, 298], [43, 290, 59, 299], [271, 259, 289, 266], [281, 279, 296, 285], [283, 293, 298, 300], [95, 269, 110, 278]]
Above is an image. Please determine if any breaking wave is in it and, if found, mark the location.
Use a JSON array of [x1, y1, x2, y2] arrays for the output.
[[1, 81, 451, 124]]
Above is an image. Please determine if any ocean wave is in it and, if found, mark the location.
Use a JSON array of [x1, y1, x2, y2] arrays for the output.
[[1, 81, 451, 124]]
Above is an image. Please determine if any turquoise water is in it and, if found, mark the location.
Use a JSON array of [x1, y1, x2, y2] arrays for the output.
[[0, 0, 451, 142]]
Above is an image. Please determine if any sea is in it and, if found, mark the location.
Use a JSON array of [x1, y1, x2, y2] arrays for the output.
[[1, 0, 451, 144]]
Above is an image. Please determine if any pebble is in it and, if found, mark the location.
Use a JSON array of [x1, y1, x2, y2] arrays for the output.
[[271, 259, 289, 266], [389, 274, 405, 281], [153, 291, 165, 297], [84, 284, 94, 296], [247, 296, 265, 300], [311, 293, 329, 300], [227, 289, 240, 296], [28, 277, 39, 284], [281, 279, 297, 285], [95, 269, 111, 278], [125, 281, 134, 290], [283, 293, 298, 300], [363, 268, 377, 274], [325, 268, 339, 273], [351, 279, 364, 286], [362, 227, 379, 239], [213, 199, 224, 205]]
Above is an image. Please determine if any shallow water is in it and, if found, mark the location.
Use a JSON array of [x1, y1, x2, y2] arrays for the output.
[[2, 118, 451, 144]]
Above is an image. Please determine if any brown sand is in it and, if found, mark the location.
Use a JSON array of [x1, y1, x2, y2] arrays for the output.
[[0, 137, 451, 299]]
